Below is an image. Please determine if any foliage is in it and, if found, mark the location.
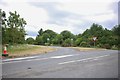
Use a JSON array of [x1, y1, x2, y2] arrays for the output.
[[1, 10, 119, 49], [62, 38, 71, 47], [75, 38, 83, 46], [112, 25, 120, 48], [112, 25, 120, 36], [1, 10, 27, 45], [34, 23, 119, 49], [36, 29, 57, 45], [35, 36, 44, 45], [26, 37, 35, 44], [60, 30, 74, 40]]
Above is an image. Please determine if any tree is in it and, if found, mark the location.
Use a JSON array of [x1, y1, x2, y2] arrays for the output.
[[75, 38, 83, 46], [112, 25, 120, 37], [36, 29, 57, 45], [42, 33, 50, 43], [62, 38, 71, 47], [26, 37, 34, 44], [34, 23, 118, 48], [112, 25, 120, 48], [1, 9, 7, 44], [52, 34, 63, 45], [38, 28, 43, 36], [36, 36, 44, 45], [60, 30, 74, 40], [7, 11, 27, 44], [81, 23, 111, 47], [43, 29, 57, 39], [1, 10, 27, 44]]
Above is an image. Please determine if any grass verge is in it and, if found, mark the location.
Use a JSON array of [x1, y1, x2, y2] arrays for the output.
[[71, 47, 107, 51], [4, 44, 57, 58]]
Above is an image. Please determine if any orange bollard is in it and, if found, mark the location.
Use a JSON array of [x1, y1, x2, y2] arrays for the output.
[[2, 45, 8, 57]]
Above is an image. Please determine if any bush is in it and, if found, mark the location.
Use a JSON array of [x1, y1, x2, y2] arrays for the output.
[[61, 38, 71, 47], [45, 43, 50, 46], [26, 37, 35, 44], [101, 44, 111, 49], [80, 41, 87, 47]]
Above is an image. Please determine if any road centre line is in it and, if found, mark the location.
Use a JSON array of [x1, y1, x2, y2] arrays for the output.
[[58, 55, 109, 65]]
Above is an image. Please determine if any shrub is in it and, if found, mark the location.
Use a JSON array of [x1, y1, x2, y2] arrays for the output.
[[101, 44, 111, 49]]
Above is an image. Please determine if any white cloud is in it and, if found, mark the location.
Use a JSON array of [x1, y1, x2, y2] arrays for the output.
[[25, 35, 36, 40], [2, 2, 49, 23], [57, 2, 115, 16], [27, 23, 75, 34], [56, 2, 117, 23], [64, 17, 83, 26], [84, 12, 116, 22], [58, 3, 102, 15], [1, 0, 49, 38], [1, 0, 117, 39]]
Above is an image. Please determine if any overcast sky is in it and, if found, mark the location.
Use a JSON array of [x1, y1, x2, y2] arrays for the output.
[[0, 0, 119, 39]]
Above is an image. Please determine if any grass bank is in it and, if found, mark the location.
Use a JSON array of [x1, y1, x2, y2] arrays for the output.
[[3, 44, 57, 58]]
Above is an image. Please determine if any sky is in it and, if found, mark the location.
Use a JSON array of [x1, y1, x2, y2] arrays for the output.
[[0, 0, 119, 39]]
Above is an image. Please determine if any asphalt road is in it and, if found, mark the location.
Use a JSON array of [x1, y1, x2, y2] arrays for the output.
[[2, 47, 118, 78]]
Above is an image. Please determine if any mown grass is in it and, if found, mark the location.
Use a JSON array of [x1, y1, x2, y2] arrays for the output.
[[7, 44, 39, 53], [2, 44, 56, 58]]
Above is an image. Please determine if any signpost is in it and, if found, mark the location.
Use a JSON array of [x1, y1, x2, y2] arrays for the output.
[[93, 37, 97, 48]]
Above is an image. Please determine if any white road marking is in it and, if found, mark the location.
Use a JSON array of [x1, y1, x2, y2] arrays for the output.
[[50, 55, 74, 59], [2, 54, 109, 64], [2, 56, 39, 62], [1, 60, 22, 64], [2, 54, 75, 64], [58, 55, 109, 65], [24, 57, 50, 62], [2, 57, 50, 64]]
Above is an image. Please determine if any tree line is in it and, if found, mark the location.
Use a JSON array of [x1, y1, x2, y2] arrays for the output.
[[26, 24, 119, 49], [1, 10, 119, 49]]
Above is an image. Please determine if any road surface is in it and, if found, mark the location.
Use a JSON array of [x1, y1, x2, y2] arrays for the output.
[[2, 47, 118, 78]]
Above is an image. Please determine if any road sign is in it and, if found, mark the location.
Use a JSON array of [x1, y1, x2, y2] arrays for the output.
[[93, 37, 97, 48], [93, 37, 97, 41]]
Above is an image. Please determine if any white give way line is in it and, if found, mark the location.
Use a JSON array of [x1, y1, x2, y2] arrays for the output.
[[2, 54, 76, 64], [2, 54, 110, 64], [2, 56, 39, 62], [58, 55, 109, 65]]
